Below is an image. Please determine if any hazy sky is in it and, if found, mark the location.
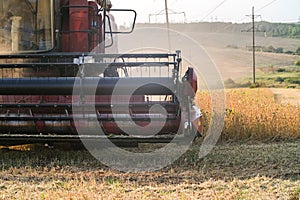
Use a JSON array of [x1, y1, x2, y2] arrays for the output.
[[112, 0, 300, 24]]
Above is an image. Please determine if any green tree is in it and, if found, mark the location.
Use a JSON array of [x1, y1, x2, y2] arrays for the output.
[[296, 47, 300, 55], [275, 47, 284, 53]]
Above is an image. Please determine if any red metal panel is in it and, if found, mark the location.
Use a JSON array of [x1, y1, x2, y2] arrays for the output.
[[88, 1, 103, 51], [61, 0, 103, 52], [61, 0, 89, 52], [69, 0, 89, 52]]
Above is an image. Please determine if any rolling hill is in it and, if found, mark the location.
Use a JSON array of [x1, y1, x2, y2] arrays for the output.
[[119, 22, 300, 80]]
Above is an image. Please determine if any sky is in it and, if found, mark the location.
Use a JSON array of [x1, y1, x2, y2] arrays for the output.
[[111, 0, 300, 25]]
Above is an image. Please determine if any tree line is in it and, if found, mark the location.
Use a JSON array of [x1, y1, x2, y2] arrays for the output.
[[258, 21, 300, 38], [164, 21, 300, 39]]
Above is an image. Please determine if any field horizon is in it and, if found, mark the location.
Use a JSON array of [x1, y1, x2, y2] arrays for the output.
[[120, 22, 300, 81]]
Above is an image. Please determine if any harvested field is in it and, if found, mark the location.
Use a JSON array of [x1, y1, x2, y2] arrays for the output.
[[0, 141, 299, 199]]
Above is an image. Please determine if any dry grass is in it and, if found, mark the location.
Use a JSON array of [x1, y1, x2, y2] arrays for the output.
[[197, 88, 300, 141], [0, 141, 299, 199]]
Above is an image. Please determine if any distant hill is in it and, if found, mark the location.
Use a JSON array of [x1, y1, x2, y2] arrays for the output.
[[135, 22, 300, 39], [120, 22, 300, 80]]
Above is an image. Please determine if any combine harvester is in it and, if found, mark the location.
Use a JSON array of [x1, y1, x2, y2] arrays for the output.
[[0, 0, 202, 147]]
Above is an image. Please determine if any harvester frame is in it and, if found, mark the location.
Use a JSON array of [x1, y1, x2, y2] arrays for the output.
[[0, 0, 202, 146]]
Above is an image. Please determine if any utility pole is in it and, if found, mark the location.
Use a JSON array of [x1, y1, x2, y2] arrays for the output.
[[251, 7, 256, 84], [243, 7, 261, 84], [164, 0, 171, 51], [164, 0, 170, 27]]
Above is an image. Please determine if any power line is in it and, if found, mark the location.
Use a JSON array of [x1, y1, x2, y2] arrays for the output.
[[256, 0, 278, 12], [149, 9, 186, 23], [238, 0, 279, 22], [202, 0, 229, 21]]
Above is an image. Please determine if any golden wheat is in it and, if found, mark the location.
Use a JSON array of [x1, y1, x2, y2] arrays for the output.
[[196, 88, 300, 141]]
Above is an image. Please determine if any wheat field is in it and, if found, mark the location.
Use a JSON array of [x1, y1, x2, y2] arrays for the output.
[[196, 88, 300, 141]]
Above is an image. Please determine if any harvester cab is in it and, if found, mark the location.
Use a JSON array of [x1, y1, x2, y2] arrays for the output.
[[0, 0, 202, 146]]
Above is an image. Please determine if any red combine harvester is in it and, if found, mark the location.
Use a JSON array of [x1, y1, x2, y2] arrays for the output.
[[0, 0, 202, 146]]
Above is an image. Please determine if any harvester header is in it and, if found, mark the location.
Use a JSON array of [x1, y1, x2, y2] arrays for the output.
[[0, 0, 202, 146]]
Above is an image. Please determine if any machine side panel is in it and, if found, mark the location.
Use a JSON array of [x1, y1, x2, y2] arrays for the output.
[[61, 0, 89, 52]]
